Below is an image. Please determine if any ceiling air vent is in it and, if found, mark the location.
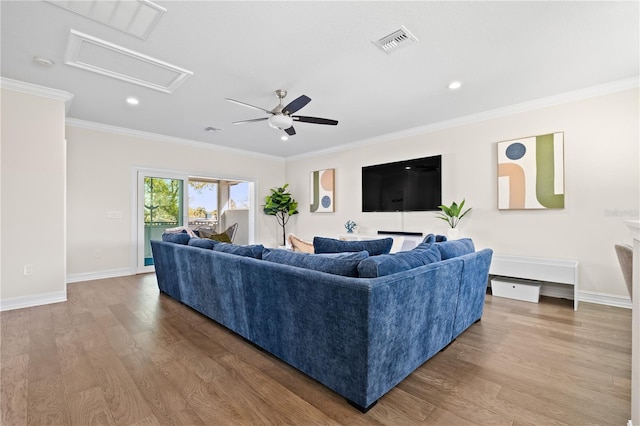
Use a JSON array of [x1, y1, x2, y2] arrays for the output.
[[372, 25, 418, 54]]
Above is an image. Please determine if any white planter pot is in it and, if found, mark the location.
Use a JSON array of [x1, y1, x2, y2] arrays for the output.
[[447, 227, 460, 240]]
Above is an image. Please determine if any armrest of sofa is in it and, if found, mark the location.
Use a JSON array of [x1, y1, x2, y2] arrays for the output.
[[365, 258, 465, 407], [451, 248, 493, 338]]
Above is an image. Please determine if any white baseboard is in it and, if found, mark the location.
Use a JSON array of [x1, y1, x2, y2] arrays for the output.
[[489, 282, 632, 309], [0, 291, 67, 312], [578, 290, 632, 309], [66, 268, 134, 283]]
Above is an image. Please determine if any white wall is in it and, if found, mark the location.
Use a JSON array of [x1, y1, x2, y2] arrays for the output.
[[1, 85, 70, 309], [66, 124, 285, 278], [285, 88, 639, 300]]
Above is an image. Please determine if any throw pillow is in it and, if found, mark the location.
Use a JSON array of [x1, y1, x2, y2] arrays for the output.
[[164, 225, 197, 238], [357, 243, 442, 278], [213, 243, 264, 259], [209, 232, 232, 243], [188, 238, 219, 250], [161, 231, 191, 245], [288, 234, 314, 254], [263, 249, 369, 277], [422, 233, 448, 244], [436, 238, 475, 260], [313, 236, 393, 256]]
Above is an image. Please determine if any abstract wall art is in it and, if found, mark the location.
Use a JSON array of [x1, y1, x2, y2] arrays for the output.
[[497, 132, 565, 210], [310, 168, 335, 212]]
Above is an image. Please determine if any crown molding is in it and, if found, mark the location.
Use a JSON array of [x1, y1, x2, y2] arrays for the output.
[[65, 118, 286, 162], [286, 76, 640, 161], [0, 77, 74, 112]]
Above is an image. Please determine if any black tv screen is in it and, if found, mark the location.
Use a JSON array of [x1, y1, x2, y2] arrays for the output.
[[362, 155, 442, 212]]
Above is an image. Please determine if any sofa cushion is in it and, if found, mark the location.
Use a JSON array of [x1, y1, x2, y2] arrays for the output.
[[188, 237, 220, 250], [436, 238, 475, 259], [214, 243, 264, 259], [161, 231, 191, 245], [313, 236, 393, 256], [357, 243, 442, 278], [263, 249, 369, 277]]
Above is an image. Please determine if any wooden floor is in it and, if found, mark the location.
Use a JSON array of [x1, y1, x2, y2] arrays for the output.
[[1, 274, 631, 425]]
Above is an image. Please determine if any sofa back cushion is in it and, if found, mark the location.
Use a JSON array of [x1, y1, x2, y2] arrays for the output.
[[161, 231, 191, 245], [313, 236, 393, 256], [214, 243, 265, 259], [263, 249, 369, 277], [357, 243, 442, 278], [188, 237, 219, 250], [436, 238, 475, 259]]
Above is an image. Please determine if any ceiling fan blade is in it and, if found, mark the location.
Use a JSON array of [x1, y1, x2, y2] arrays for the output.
[[225, 98, 272, 114], [284, 126, 296, 136], [292, 115, 338, 126], [282, 95, 311, 115], [232, 117, 268, 125]]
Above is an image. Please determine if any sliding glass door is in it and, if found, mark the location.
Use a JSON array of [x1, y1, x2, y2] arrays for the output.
[[135, 168, 255, 273], [137, 170, 188, 273]]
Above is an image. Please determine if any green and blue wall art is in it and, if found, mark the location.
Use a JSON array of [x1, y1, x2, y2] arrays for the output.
[[310, 168, 335, 213], [497, 132, 565, 210]]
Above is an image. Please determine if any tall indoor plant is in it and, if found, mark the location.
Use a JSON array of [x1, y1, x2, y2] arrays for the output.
[[263, 184, 299, 246], [436, 199, 472, 239]]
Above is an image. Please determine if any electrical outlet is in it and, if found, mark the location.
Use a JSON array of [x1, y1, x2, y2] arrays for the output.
[[95, 249, 101, 258], [23, 264, 33, 276]]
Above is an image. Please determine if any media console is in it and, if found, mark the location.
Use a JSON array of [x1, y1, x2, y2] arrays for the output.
[[337, 231, 424, 252]]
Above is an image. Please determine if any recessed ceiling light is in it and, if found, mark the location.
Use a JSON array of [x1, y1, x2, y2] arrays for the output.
[[281, 135, 289, 141], [448, 81, 463, 90], [33, 56, 54, 67], [126, 97, 139, 105]]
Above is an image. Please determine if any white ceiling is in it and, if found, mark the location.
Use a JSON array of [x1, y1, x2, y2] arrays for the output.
[[1, 1, 638, 158]]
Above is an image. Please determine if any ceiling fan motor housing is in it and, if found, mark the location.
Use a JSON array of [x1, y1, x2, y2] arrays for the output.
[[268, 114, 293, 130]]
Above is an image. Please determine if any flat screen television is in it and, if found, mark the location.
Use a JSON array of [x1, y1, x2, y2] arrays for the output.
[[362, 155, 442, 212]]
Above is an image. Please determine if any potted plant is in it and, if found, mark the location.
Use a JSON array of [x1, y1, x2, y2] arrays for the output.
[[436, 199, 472, 239], [263, 184, 299, 246]]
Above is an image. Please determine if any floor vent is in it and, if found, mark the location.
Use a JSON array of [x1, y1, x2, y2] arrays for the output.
[[372, 26, 418, 54]]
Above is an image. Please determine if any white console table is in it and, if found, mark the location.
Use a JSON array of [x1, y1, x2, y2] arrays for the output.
[[337, 233, 422, 253], [489, 254, 579, 311]]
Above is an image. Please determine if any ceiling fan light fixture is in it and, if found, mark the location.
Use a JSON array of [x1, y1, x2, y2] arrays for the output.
[[268, 114, 293, 130]]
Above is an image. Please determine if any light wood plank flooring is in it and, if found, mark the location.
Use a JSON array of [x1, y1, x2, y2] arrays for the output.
[[1, 273, 631, 425]]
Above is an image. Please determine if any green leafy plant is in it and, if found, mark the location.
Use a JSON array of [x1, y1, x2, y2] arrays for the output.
[[263, 184, 299, 246], [436, 199, 472, 228]]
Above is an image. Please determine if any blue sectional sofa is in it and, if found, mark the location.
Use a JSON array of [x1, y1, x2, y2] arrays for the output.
[[151, 235, 492, 411]]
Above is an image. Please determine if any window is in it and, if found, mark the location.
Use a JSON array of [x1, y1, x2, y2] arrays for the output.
[[229, 181, 249, 210], [188, 180, 218, 226]]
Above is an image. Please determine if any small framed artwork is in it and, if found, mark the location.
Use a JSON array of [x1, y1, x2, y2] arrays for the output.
[[310, 168, 335, 212], [497, 132, 565, 210]]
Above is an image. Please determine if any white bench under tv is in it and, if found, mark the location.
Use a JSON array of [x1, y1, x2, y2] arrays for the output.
[[489, 254, 579, 311]]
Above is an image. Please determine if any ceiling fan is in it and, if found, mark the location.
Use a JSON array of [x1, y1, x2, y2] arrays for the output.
[[225, 89, 338, 137]]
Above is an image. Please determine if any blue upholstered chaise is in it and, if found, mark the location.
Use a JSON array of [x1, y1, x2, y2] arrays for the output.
[[151, 236, 492, 411]]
